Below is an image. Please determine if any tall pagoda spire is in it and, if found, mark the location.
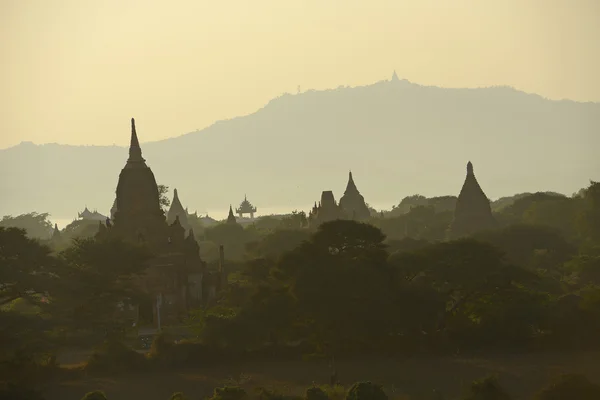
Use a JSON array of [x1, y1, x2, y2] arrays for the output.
[[227, 205, 237, 224], [344, 170, 359, 195], [127, 118, 145, 164], [391, 70, 399, 82], [52, 223, 61, 239], [339, 170, 370, 220], [448, 161, 497, 239]]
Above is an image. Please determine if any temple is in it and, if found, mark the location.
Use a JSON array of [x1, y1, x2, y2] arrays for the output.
[[448, 161, 497, 239], [235, 195, 257, 219], [97, 118, 212, 329], [167, 189, 190, 231], [308, 190, 346, 228], [52, 223, 61, 240], [78, 207, 107, 221], [338, 171, 371, 220], [226, 205, 237, 224]]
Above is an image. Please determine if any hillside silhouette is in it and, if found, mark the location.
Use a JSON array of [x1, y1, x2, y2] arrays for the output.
[[1, 75, 598, 219]]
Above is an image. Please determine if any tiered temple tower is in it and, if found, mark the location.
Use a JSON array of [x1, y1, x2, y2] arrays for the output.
[[338, 171, 371, 220], [448, 161, 497, 239], [309, 190, 346, 228], [98, 118, 205, 327], [111, 118, 168, 244]]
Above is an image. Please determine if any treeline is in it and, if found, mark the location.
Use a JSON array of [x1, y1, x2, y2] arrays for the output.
[[8, 374, 600, 400]]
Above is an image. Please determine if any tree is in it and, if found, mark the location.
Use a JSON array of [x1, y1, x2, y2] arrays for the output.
[[534, 374, 600, 400], [245, 229, 309, 260], [59, 237, 151, 336], [578, 181, 600, 244], [0, 212, 53, 240], [158, 184, 170, 210], [277, 220, 392, 353], [0, 227, 61, 307], [346, 382, 388, 400], [463, 376, 511, 400]]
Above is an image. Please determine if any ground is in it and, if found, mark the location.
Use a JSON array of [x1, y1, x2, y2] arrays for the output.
[[43, 351, 600, 400]]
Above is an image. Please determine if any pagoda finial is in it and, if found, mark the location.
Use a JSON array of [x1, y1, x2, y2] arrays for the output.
[[391, 70, 399, 82], [467, 161, 474, 175], [128, 117, 144, 163], [173, 188, 179, 200]]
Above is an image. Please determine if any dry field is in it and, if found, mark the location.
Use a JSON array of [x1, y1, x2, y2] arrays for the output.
[[44, 351, 600, 400]]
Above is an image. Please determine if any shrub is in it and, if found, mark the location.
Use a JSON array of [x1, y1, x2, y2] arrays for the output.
[[463, 376, 511, 400], [346, 382, 387, 400], [322, 385, 345, 400], [148, 333, 174, 360], [210, 386, 248, 400], [306, 387, 329, 400], [85, 339, 146, 374], [0, 382, 46, 400], [254, 387, 301, 400], [81, 391, 108, 400], [534, 374, 600, 400], [170, 392, 188, 400]]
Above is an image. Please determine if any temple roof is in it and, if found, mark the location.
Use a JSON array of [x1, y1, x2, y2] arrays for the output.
[[236, 195, 257, 213], [78, 207, 107, 221], [167, 189, 190, 231]]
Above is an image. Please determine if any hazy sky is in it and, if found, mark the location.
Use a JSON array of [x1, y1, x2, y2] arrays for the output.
[[1, 0, 599, 149]]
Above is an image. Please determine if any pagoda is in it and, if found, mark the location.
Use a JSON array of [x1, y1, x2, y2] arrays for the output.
[[308, 190, 346, 228], [98, 118, 206, 328], [338, 171, 371, 220], [448, 161, 497, 239], [227, 205, 238, 224], [78, 207, 107, 221], [167, 188, 190, 231], [235, 195, 257, 219]]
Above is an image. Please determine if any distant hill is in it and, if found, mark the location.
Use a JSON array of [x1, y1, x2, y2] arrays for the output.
[[1, 77, 598, 220]]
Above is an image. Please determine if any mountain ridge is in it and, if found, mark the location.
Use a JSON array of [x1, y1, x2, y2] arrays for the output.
[[1, 77, 598, 220], [4, 79, 597, 150]]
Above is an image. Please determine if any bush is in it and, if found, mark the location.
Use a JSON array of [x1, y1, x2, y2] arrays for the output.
[[210, 386, 248, 400], [462, 376, 511, 400], [534, 374, 600, 400], [148, 333, 174, 360], [85, 339, 146, 374], [346, 382, 387, 400], [0, 382, 46, 400], [255, 387, 301, 400], [322, 385, 345, 400], [170, 392, 188, 400], [81, 391, 108, 400], [306, 387, 329, 400]]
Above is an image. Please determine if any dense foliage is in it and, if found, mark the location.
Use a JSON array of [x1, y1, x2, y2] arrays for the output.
[[1, 181, 600, 398]]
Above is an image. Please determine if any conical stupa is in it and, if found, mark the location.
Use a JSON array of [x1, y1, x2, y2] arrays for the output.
[[339, 171, 371, 220], [448, 161, 497, 239]]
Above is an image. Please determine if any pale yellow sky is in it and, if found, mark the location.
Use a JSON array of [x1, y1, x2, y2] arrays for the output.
[[1, 0, 598, 149]]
